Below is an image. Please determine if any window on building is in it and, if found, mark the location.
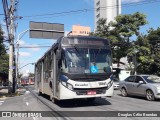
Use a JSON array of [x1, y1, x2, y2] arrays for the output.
[[96, 1, 100, 6], [96, 7, 100, 12], [96, 14, 100, 18]]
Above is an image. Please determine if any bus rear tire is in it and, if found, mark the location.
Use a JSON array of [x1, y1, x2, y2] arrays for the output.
[[38, 91, 42, 96], [50, 97, 58, 104]]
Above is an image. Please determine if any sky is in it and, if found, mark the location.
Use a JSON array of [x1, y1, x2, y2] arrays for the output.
[[0, 0, 160, 75]]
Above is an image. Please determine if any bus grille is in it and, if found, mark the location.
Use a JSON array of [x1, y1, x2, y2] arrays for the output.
[[74, 87, 107, 95]]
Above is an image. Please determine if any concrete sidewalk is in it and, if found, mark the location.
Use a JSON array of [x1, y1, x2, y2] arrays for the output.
[[0, 88, 25, 98]]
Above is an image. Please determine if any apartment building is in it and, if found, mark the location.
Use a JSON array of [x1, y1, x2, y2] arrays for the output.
[[94, 0, 121, 29]]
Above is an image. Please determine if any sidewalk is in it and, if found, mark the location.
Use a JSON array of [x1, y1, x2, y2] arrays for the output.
[[0, 88, 25, 98]]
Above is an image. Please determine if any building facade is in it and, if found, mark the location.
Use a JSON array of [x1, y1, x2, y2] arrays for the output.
[[69, 25, 91, 36], [94, 0, 121, 29]]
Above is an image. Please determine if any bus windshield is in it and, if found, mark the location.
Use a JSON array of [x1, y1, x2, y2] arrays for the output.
[[62, 47, 112, 74]]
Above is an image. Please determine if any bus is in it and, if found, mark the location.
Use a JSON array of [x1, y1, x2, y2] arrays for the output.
[[29, 77, 35, 85], [21, 76, 29, 86], [34, 36, 113, 102]]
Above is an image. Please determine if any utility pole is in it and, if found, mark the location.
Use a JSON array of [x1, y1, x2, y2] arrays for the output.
[[8, 0, 15, 93]]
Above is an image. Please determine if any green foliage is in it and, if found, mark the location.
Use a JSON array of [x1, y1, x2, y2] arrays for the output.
[[91, 12, 160, 75], [0, 25, 9, 75], [90, 18, 110, 38], [110, 12, 148, 42], [92, 12, 147, 67], [0, 54, 9, 74], [145, 27, 160, 76], [28, 73, 35, 77]]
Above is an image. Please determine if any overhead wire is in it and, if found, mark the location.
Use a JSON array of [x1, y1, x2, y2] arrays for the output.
[[19, 0, 160, 20], [18, 46, 51, 48], [2, 0, 10, 35], [14, 0, 160, 48]]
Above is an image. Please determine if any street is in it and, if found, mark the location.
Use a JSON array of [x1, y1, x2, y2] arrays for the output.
[[0, 86, 160, 120]]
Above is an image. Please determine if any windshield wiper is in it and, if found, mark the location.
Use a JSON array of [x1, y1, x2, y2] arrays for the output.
[[71, 44, 86, 61], [93, 47, 103, 63]]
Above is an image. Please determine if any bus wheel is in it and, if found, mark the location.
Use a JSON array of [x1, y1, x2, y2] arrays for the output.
[[38, 91, 42, 96], [51, 97, 58, 104]]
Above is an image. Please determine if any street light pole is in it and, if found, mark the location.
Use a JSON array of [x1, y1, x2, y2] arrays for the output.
[[134, 49, 138, 75], [16, 29, 30, 85], [18, 63, 35, 70]]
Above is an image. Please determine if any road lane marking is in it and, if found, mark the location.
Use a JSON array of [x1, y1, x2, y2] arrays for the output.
[[26, 102, 29, 106], [25, 91, 30, 94], [0, 101, 4, 105]]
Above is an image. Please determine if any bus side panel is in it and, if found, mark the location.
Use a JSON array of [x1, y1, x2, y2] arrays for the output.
[[49, 48, 60, 100], [43, 82, 52, 96], [53, 51, 57, 98], [40, 61, 44, 93], [34, 67, 38, 91]]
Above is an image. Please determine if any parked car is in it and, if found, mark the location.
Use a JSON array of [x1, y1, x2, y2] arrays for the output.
[[113, 78, 120, 89], [119, 75, 160, 101]]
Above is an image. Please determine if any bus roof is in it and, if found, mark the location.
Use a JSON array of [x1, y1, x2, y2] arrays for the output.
[[60, 36, 110, 46]]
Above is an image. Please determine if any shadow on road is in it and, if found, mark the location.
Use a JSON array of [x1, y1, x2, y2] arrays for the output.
[[116, 92, 160, 102], [57, 97, 112, 108], [41, 93, 111, 108]]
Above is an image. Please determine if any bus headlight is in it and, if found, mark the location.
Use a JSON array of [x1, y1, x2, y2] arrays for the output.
[[61, 81, 67, 86], [61, 81, 73, 91], [67, 83, 73, 91]]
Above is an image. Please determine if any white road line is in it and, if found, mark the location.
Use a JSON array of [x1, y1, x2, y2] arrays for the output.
[[0, 101, 4, 105], [25, 91, 30, 94], [33, 117, 38, 120], [26, 102, 29, 106]]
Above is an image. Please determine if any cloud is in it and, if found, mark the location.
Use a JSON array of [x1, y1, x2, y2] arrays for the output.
[[122, 0, 143, 3], [19, 40, 25, 45], [19, 52, 31, 57]]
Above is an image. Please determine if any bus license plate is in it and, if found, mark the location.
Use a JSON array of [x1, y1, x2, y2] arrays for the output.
[[87, 90, 96, 95]]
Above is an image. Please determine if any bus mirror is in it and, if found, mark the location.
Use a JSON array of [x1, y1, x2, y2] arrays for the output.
[[56, 50, 61, 60]]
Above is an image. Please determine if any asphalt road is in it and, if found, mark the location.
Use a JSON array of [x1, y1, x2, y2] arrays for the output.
[[0, 87, 160, 120]]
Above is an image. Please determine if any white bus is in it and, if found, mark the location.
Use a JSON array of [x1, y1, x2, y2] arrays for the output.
[[34, 36, 113, 102]]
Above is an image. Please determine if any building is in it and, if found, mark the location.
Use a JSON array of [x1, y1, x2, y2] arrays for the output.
[[94, 0, 121, 29], [68, 25, 91, 36]]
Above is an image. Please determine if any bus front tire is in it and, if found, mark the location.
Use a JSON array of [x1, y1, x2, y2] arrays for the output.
[[38, 91, 42, 96]]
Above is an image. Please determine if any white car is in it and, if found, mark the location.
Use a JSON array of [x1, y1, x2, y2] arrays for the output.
[[113, 79, 119, 89]]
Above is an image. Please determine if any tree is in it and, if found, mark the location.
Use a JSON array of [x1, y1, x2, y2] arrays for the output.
[[110, 12, 148, 42], [128, 28, 160, 76], [91, 12, 148, 70], [146, 27, 160, 75], [28, 72, 34, 77], [109, 12, 147, 67], [90, 18, 110, 38], [0, 25, 9, 76], [127, 35, 153, 74]]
